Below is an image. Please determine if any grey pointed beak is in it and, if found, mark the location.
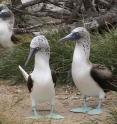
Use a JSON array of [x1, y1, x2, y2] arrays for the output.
[[59, 32, 80, 42], [59, 33, 73, 42], [25, 48, 37, 67]]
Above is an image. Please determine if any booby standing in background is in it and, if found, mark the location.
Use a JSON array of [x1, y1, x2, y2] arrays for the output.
[[60, 27, 117, 115], [0, 4, 15, 48], [19, 34, 64, 119]]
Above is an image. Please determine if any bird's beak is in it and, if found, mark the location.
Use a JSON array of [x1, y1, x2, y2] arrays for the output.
[[59, 33, 80, 42], [25, 48, 37, 67]]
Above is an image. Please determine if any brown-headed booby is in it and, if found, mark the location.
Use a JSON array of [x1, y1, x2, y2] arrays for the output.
[[60, 27, 117, 115], [18, 33, 64, 119]]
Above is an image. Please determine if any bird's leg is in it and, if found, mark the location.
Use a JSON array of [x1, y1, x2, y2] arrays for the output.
[[32, 100, 38, 117], [28, 98, 43, 119], [50, 104, 55, 114], [70, 96, 92, 113], [46, 99, 64, 120], [88, 98, 103, 115]]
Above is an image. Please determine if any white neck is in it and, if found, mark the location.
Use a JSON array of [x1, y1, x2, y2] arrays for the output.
[[72, 37, 91, 66], [34, 52, 50, 71]]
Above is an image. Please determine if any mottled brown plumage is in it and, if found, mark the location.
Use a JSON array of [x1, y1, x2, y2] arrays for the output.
[[91, 64, 117, 92]]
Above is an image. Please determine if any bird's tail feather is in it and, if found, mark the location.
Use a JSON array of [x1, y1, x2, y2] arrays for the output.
[[109, 75, 117, 91], [18, 65, 29, 81]]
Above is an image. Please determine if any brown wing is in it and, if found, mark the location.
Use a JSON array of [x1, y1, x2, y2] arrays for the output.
[[27, 75, 33, 93], [52, 70, 59, 87], [11, 34, 21, 44], [92, 64, 112, 79], [91, 64, 117, 92]]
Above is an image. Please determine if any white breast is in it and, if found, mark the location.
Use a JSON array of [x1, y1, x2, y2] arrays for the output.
[[0, 21, 13, 48], [72, 44, 105, 98], [30, 69, 55, 102]]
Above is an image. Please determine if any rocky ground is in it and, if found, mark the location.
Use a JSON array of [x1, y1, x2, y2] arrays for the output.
[[0, 80, 117, 124]]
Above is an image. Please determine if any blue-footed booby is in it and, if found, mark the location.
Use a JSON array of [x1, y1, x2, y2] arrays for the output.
[[60, 27, 117, 115], [18, 34, 64, 119], [0, 4, 15, 48]]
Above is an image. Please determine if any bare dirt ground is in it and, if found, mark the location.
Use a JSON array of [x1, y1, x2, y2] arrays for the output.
[[0, 80, 117, 124]]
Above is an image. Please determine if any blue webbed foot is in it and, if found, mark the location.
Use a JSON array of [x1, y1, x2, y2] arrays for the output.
[[27, 115, 44, 119], [70, 107, 92, 113], [88, 108, 103, 115], [46, 113, 64, 120]]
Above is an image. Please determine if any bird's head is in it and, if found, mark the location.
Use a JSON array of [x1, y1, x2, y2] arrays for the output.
[[25, 34, 50, 66], [59, 27, 90, 42], [0, 4, 13, 20]]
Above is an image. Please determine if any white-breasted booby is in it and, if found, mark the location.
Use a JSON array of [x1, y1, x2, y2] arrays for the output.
[[0, 4, 15, 48], [60, 27, 117, 115], [18, 34, 64, 119]]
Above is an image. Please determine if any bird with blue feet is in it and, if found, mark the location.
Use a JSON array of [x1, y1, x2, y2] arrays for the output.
[[59, 27, 117, 115], [19, 33, 64, 120]]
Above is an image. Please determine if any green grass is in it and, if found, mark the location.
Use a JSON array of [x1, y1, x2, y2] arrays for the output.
[[0, 42, 33, 82], [108, 108, 117, 124], [0, 29, 117, 83], [90, 30, 117, 74], [47, 31, 74, 83]]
